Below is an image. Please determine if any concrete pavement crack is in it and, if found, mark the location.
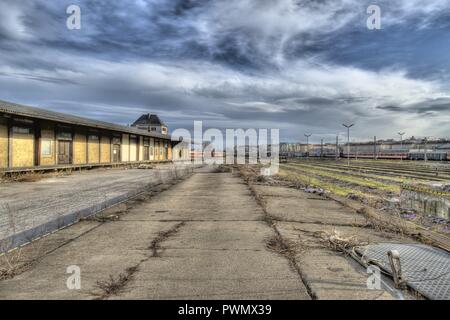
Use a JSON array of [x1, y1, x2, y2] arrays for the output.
[[93, 221, 187, 299], [239, 168, 317, 300]]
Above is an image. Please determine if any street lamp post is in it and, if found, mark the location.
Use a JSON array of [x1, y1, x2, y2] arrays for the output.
[[398, 132, 405, 161], [336, 135, 339, 160], [320, 139, 324, 158], [342, 124, 354, 167], [304, 134, 312, 158]]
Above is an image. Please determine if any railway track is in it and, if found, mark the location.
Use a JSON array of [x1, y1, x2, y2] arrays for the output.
[[280, 164, 399, 197], [289, 160, 450, 182], [285, 162, 410, 184], [340, 160, 450, 175]]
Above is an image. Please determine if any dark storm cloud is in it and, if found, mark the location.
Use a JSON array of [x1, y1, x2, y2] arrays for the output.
[[0, 0, 450, 142], [377, 99, 450, 114]]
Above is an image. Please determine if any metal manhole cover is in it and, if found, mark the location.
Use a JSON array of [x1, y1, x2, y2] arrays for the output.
[[355, 243, 450, 300]]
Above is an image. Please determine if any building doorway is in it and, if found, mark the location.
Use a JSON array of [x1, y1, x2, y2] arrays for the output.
[[58, 140, 72, 164], [112, 144, 121, 162], [143, 137, 150, 161]]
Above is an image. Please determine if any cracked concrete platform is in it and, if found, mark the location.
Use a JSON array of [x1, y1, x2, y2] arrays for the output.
[[253, 184, 417, 300], [0, 166, 310, 300]]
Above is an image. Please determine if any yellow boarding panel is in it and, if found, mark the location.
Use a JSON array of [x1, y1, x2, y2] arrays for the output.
[[0, 121, 8, 168], [167, 144, 172, 161], [73, 132, 87, 164], [100, 136, 111, 163], [129, 136, 137, 162], [121, 134, 129, 162], [139, 136, 144, 161], [88, 135, 100, 164], [11, 127, 34, 168]]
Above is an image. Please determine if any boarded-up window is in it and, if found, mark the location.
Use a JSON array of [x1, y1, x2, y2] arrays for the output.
[[41, 140, 52, 156], [11, 126, 34, 167], [13, 126, 31, 134], [57, 132, 72, 140]]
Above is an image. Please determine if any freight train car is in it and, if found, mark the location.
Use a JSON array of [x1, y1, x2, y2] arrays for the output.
[[341, 151, 448, 161], [342, 151, 409, 160], [409, 151, 448, 161]]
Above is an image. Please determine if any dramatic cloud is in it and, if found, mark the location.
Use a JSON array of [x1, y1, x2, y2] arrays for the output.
[[0, 0, 449, 142]]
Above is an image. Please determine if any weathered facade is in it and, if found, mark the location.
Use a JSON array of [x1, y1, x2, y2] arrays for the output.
[[0, 100, 181, 171]]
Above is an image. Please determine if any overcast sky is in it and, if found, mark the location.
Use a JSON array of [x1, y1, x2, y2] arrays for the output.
[[0, 0, 449, 143]]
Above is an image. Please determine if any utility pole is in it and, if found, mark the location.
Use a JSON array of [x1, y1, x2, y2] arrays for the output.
[[424, 137, 428, 162], [373, 136, 377, 160], [320, 139, 324, 158], [398, 132, 405, 161], [342, 123, 354, 167], [336, 135, 339, 160], [304, 134, 312, 159]]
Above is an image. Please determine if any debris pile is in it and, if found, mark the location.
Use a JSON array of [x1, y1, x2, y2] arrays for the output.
[[314, 230, 367, 253]]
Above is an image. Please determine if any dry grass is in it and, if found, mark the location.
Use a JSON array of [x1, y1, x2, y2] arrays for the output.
[[266, 234, 297, 257], [83, 214, 121, 223], [0, 204, 26, 280], [149, 222, 185, 257], [356, 207, 407, 236], [0, 170, 72, 183], [95, 265, 139, 299], [312, 229, 368, 254], [214, 164, 232, 173], [0, 259, 35, 281]]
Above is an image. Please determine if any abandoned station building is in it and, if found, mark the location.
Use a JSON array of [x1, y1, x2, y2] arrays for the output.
[[0, 100, 184, 171]]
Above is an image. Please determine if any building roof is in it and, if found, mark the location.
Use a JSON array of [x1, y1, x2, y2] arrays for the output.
[[0, 100, 174, 140], [132, 113, 166, 127]]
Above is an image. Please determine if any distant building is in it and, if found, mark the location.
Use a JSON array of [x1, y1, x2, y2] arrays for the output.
[[131, 113, 168, 135]]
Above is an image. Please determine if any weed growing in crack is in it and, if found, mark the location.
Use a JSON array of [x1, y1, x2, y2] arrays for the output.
[[95, 265, 139, 299], [0, 204, 25, 280], [149, 222, 185, 257]]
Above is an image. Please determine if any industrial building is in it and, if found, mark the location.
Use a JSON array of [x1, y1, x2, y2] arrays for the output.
[[0, 100, 186, 171]]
